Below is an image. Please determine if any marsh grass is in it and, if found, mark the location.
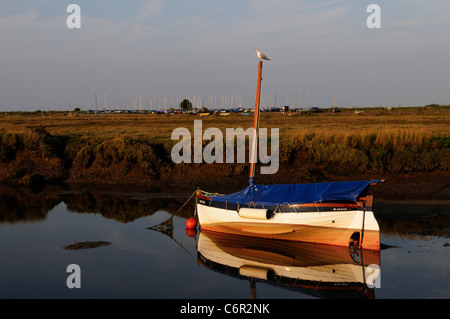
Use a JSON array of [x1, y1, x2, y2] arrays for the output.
[[0, 109, 448, 176], [69, 136, 165, 176], [281, 127, 449, 172]]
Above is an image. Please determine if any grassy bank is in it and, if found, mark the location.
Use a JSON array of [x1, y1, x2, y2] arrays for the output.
[[0, 106, 449, 189]]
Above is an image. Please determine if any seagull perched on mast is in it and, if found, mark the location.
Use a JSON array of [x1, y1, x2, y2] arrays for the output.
[[255, 48, 270, 61]]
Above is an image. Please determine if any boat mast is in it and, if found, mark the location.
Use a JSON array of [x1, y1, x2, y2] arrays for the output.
[[249, 60, 263, 186]]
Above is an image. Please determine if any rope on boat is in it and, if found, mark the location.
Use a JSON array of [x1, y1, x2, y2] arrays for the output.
[[148, 189, 200, 262], [174, 188, 199, 217]]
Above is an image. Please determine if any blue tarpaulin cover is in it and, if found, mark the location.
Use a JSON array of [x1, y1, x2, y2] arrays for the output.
[[210, 180, 382, 206]]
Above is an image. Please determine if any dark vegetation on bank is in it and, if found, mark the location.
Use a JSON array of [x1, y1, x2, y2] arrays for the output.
[[0, 123, 448, 188], [0, 125, 166, 187], [0, 106, 448, 194]]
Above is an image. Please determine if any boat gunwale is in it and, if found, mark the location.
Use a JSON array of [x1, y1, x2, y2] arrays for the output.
[[196, 192, 369, 213]]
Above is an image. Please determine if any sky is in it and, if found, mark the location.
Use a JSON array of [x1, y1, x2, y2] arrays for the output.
[[1, 0, 449, 111]]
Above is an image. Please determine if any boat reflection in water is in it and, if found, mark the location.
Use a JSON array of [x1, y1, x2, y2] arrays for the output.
[[197, 229, 380, 299]]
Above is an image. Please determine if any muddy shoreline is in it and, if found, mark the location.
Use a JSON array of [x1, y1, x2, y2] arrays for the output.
[[1, 147, 449, 198]]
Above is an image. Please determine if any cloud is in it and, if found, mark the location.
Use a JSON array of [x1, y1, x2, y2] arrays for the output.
[[242, 0, 348, 18], [384, 0, 450, 28], [137, 0, 166, 20], [0, 9, 39, 29]]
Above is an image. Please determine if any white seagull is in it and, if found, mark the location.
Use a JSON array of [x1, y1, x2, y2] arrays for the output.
[[255, 48, 270, 61]]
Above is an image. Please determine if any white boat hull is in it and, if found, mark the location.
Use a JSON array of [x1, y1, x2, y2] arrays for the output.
[[196, 203, 380, 250]]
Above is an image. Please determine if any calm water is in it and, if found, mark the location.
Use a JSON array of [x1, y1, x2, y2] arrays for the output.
[[0, 188, 449, 299]]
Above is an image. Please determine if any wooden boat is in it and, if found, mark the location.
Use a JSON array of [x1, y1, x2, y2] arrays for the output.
[[196, 59, 384, 251], [196, 180, 382, 250], [197, 230, 380, 298]]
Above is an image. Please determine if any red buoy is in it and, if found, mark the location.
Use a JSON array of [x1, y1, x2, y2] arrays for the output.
[[186, 218, 197, 229]]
